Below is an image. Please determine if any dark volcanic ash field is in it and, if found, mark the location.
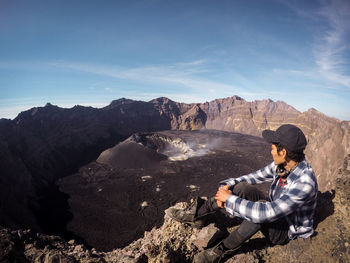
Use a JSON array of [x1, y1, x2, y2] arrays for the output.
[[58, 130, 272, 251]]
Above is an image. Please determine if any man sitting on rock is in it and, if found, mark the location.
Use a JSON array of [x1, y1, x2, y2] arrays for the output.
[[167, 124, 318, 263]]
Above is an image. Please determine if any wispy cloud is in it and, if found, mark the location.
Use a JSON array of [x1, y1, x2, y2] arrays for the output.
[[272, 68, 316, 78], [50, 59, 208, 79], [0, 59, 277, 119], [277, 0, 350, 90], [313, 0, 350, 88], [279, 0, 319, 21], [50, 59, 247, 97]]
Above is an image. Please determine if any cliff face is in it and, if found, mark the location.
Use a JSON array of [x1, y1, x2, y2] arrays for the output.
[[297, 109, 350, 190], [202, 97, 300, 136]]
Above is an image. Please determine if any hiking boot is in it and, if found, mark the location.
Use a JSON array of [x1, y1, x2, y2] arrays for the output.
[[166, 197, 207, 228], [192, 242, 239, 263]]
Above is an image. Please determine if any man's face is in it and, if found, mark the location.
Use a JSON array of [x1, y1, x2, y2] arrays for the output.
[[271, 144, 286, 165]]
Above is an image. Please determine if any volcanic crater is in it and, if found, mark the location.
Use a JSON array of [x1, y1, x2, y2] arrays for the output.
[[58, 129, 272, 251]]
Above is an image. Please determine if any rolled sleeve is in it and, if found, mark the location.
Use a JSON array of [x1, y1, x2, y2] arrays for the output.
[[218, 162, 275, 190], [219, 178, 237, 188]]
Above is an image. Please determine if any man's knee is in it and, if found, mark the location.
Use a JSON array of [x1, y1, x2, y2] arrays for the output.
[[232, 182, 251, 197], [231, 183, 267, 202], [208, 197, 220, 210]]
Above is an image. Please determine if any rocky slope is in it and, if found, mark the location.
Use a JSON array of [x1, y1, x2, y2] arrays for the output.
[[1, 155, 349, 263], [0, 95, 349, 258]]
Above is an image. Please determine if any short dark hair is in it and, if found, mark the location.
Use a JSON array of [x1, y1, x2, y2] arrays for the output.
[[274, 143, 305, 162]]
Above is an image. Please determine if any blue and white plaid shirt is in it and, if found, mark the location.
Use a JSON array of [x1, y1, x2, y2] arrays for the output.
[[220, 160, 318, 239]]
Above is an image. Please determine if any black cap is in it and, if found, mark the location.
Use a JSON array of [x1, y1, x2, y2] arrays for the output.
[[262, 124, 307, 153]]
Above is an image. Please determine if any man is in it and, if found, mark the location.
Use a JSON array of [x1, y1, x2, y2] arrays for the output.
[[167, 124, 318, 263]]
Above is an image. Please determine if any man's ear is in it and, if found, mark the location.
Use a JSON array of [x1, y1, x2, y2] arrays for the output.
[[278, 148, 287, 158]]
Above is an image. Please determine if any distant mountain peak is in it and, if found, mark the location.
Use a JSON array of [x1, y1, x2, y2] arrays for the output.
[[106, 98, 136, 109], [232, 95, 244, 100], [307, 107, 322, 114], [150, 97, 176, 104]]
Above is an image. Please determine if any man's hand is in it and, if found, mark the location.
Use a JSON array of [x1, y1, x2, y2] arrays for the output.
[[215, 184, 232, 208]]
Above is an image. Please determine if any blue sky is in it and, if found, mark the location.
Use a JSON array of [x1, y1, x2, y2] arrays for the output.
[[0, 0, 349, 120]]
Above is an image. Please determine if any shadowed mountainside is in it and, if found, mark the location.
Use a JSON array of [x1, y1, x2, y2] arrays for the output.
[[0, 99, 171, 235]]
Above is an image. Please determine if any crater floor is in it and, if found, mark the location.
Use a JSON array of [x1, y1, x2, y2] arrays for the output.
[[58, 130, 272, 251]]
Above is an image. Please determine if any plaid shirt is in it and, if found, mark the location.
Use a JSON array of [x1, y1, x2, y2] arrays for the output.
[[220, 160, 318, 239]]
